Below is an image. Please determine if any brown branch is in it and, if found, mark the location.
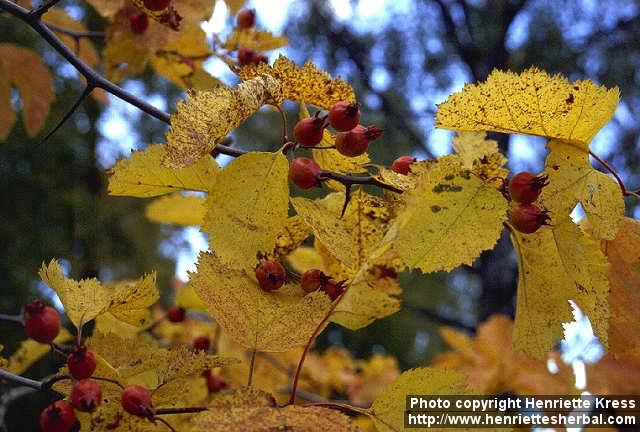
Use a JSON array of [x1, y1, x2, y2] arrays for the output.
[[46, 22, 105, 41], [155, 407, 208, 415]]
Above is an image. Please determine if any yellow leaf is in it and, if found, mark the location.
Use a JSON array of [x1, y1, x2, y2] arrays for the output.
[[268, 215, 313, 260], [0, 43, 54, 137], [239, 55, 356, 109], [109, 144, 219, 197], [202, 151, 289, 265], [193, 388, 358, 432], [286, 246, 325, 274], [0, 60, 15, 140], [130, 0, 183, 30], [104, 273, 159, 327], [223, 28, 288, 51], [39, 260, 159, 329], [452, 132, 509, 188], [190, 252, 332, 352], [163, 75, 283, 168], [146, 193, 206, 226], [436, 67, 619, 147], [6, 328, 73, 375], [511, 214, 610, 357], [94, 312, 141, 339], [367, 367, 467, 432], [174, 283, 207, 311], [103, 33, 152, 83], [540, 140, 624, 240], [598, 217, 640, 356], [387, 155, 508, 273], [85, 0, 126, 17]]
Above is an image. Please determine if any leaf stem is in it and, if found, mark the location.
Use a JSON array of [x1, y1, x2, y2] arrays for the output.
[[589, 150, 639, 199]]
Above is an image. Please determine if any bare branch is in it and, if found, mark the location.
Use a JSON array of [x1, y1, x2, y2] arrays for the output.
[[47, 22, 105, 41]]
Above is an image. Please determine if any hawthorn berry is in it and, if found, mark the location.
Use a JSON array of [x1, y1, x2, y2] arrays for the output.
[[236, 8, 256, 28], [328, 101, 360, 132], [293, 116, 325, 147], [300, 269, 326, 293], [335, 125, 383, 157], [391, 156, 416, 175], [255, 260, 286, 292], [203, 370, 227, 393], [23, 300, 60, 344], [237, 47, 268, 66], [142, 0, 170, 11], [39, 400, 76, 432], [121, 385, 154, 419], [129, 12, 149, 34], [289, 157, 322, 190], [511, 203, 551, 234], [192, 335, 211, 351], [71, 379, 102, 413], [166, 306, 186, 323], [321, 281, 345, 301], [508, 171, 549, 204], [67, 344, 96, 379]]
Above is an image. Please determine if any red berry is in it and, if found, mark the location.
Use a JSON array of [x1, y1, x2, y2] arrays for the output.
[[192, 335, 211, 351], [67, 344, 96, 379], [293, 116, 325, 147], [129, 12, 149, 34], [511, 203, 551, 234], [236, 8, 256, 28], [39, 400, 76, 432], [142, 0, 170, 11], [255, 260, 286, 292], [300, 269, 326, 293], [203, 370, 227, 393], [166, 306, 186, 323], [508, 172, 549, 204], [23, 300, 60, 344], [321, 281, 345, 301], [71, 379, 102, 413], [391, 156, 416, 175], [289, 157, 322, 190], [237, 47, 268, 66], [121, 385, 154, 419], [335, 125, 383, 157], [328, 102, 360, 132]]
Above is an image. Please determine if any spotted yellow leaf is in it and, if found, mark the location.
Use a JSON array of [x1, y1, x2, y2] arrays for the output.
[[109, 144, 219, 197], [6, 328, 73, 375], [39, 260, 158, 329], [286, 246, 326, 274], [145, 193, 206, 226], [223, 28, 288, 51], [452, 131, 509, 188], [239, 55, 355, 109], [193, 388, 358, 431], [202, 151, 289, 265], [367, 367, 467, 432], [0, 43, 53, 138], [386, 155, 508, 273], [190, 252, 332, 352], [268, 215, 313, 260], [174, 283, 207, 311], [540, 140, 624, 240], [511, 214, 610, 357], [436, 68, 619, 148], [163, 75, 283, 168]]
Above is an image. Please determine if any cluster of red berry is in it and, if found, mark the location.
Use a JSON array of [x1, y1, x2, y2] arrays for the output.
[[252, 260, 345, 301], [233, 9, 271, 66], [508, 172, 551, 233]]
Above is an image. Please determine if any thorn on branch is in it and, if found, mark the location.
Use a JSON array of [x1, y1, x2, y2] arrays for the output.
[[36, 84, 94, 149]]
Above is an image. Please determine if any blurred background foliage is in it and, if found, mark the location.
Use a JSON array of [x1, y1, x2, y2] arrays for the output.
[[1, 0, 640, 429]]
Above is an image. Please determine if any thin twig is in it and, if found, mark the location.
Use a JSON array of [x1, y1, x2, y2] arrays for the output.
[[46, 22, 105, 40], [247, 347, 257, 387], [272, 104, 289, 145], [37, 84, 94, 148], [0, 313, 22, 324], [0, 0, 170, 124], [589, 150, 640, 199], [304, 401, 368, 415], [0, 369, 63, 397], [155, 407, 208, 415]]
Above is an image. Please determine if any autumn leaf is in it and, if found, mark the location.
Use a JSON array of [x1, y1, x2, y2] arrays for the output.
[[599, 217, 640, 356], [39, 260, 158, 329], [452, 132, 508, 189], [130, 0, 182, 30], [190, 252, 332, 352], [193, 388, 358, 431], [239, 55, 355, 109], [5, 328, 73, 375], [286, 246, 326, 274], [268, 215, 313, 260], [436, 67, 619, 148], [108, 144, 219, 197], [222, 28, 288, 51], [367, 367, 467, 432], [85, 0, 126, 18], [44, 9, 98, 68], [385, 155, 508, 273], [174, 283, 207, 311], [202, 151, 289, 265], [0, 43, 54, 139], [146, 193, 206, 226], [163, 75, 283, 168], [510, 214, 610, 357], [540, 140, 623, 240]]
